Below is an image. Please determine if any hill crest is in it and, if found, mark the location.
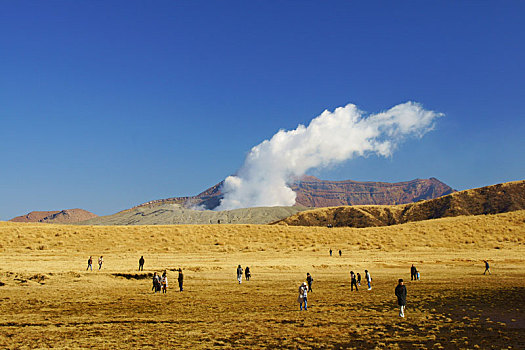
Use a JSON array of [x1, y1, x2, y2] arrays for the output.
[[9, 209, 98, 224]]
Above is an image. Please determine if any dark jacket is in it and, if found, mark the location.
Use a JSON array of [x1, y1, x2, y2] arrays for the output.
[[411, 266, 417, 275], [395, 284, 407, 306]]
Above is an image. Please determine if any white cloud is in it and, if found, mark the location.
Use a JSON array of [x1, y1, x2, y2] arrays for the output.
[[217, 101, 443, 210]]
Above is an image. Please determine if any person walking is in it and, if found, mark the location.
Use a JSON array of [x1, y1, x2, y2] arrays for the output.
[[178, 268, 184, 292], [365, 270, 372, 290], [139, 256, 145, 271], [483, 260, 491, 275], [411, 264, 417, 281], [86, 256, 93, 271], [306, 273, 313, 292], [298, 282, 308, 311], [245, 266, 251, 281], [350, 271, 358, 291], [237, 265, 243, 284], [357, 273, 361, 286], [98, 256, 103, 270], [395, 279, 407, 318]]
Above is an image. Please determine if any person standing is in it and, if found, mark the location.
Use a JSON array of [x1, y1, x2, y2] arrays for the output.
[[245, 266, 251, 281], [483, 260, 491, 275], [155, 273, 162, 293], [339, 250, 342, 257], [98, 256, 103, 270], [298, 282, 308, 311], [395, 279, 407, 318], [237, 265, 243, 284], [161, 271, 168, 294], [86, 256, 93, 271], [411, 264, 417, 281], [139, 256, 145, 271], [329, 249, 332, 256], [357, 273, 361, 286], [152, 272, 159, 293], [178, 268, 184, 292], [365, 270, 372, 290], [306, 273, 313, 292], [350, 271, 358, 291]]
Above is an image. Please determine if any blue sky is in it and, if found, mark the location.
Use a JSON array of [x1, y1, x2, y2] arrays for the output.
[[1, 1, 524, 220]]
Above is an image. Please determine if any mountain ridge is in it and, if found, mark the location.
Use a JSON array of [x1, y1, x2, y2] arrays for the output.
[[134, 176, 455, 210]]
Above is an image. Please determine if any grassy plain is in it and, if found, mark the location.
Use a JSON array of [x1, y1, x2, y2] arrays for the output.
[[0, 210, 524, 349]]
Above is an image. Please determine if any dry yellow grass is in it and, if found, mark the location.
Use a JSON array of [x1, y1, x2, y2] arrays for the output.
[[0, 211, 524, 348]]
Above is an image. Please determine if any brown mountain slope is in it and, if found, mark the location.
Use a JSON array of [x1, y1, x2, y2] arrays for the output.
[[9, 211, 60, 223], [135, 176, 454, 210], [274, 179, 525, 227], [9, 209, 97, 224]]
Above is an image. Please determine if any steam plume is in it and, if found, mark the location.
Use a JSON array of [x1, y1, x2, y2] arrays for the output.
[[217, 101, 442, 210]]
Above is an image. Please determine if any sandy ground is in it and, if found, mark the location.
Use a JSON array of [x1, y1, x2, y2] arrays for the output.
[[0, 212, 524, 349]]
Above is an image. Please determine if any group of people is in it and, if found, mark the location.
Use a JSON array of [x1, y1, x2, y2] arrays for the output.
[[86, 256, 103, 271], [329, 249, 342, 257], [86, 255, 145, 272], [83, 255, 492, 317], [348, 270, 372, 291], [152, 268, 184, 293], [236, 265, 251, 284], [297, 273, 314, 311], [296, 268, 401, 315], [152, 271, 168, 293]]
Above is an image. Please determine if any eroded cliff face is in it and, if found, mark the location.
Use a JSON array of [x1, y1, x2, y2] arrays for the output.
[[134, 176, 454, 210], [291, 177, 454, 207]]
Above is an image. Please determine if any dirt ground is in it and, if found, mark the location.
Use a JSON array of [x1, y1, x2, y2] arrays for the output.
[[0, 212, 524, 349]]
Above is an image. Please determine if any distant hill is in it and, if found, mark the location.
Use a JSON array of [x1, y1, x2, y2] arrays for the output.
[[80, 204, 307, 226], [9, 211, 60, 223], [274, 180, 525, 227], [134, 176, 455, 210], [9, 209, 98, 224]]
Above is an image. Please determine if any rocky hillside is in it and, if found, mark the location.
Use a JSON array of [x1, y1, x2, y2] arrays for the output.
[[292, 176, 453, 207], [135, 176, 454, 210], [275, 180, 525, 227], [9, 209, 98, 224]]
